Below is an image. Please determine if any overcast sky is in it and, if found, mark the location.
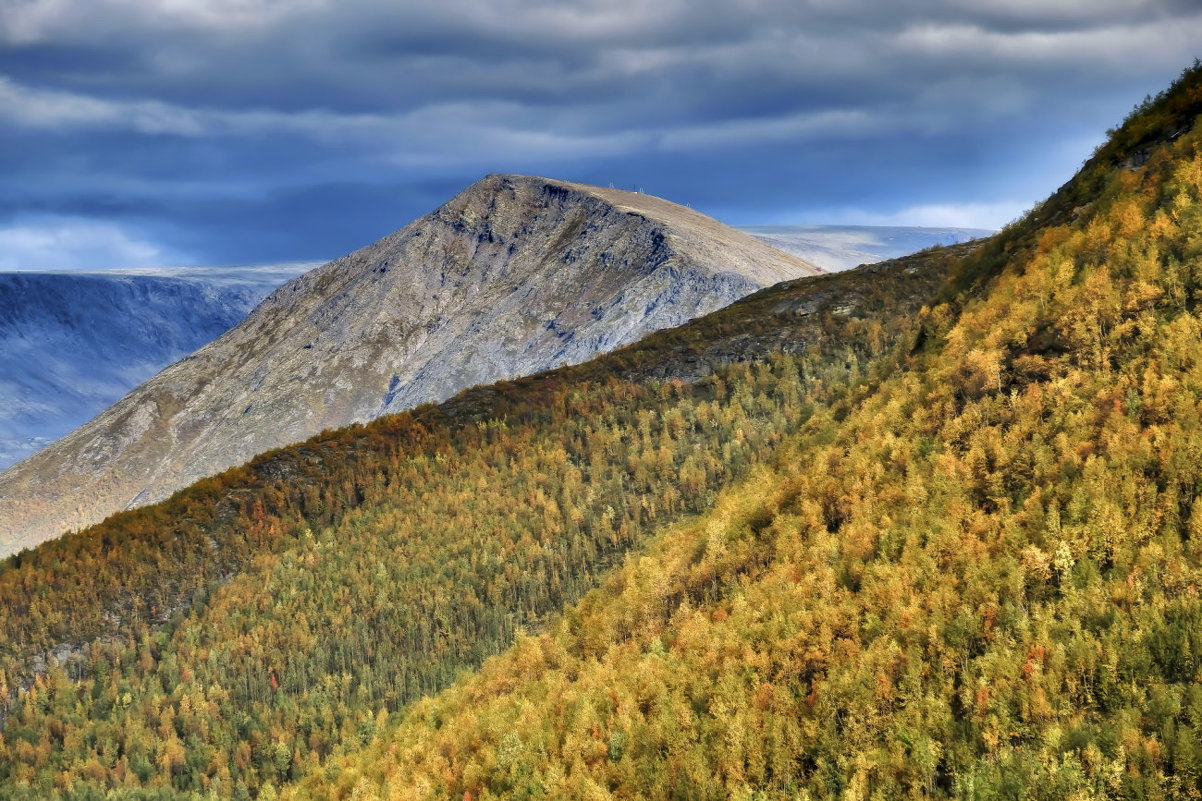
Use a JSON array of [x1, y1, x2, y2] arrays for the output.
[[1, 0, 1200, 269]]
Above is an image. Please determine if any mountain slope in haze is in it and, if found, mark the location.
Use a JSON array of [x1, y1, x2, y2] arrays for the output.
[[0, 175, 820, 557], [289, 64, 1202, 800], [0, 265, 309, 470], [742, 224, 993, 271]]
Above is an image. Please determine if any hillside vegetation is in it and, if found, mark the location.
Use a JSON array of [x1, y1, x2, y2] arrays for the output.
[[286, 65, 1202, 800]]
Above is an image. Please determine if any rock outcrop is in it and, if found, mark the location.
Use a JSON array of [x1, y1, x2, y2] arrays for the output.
[[0, 174, 819, 555]]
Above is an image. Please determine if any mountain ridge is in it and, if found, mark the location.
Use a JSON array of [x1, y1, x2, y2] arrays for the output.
[[0, 223, 981, 473]]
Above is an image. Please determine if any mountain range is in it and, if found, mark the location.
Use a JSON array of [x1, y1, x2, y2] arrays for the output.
[[1, 63, 1200, 801], [0, 225, 969, 475]]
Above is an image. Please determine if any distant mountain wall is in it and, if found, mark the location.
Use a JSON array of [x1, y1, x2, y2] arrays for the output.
[[0, 265, 309, 469]]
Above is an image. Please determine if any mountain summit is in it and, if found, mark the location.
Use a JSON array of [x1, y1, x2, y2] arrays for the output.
[[0, 174, 819, 555]]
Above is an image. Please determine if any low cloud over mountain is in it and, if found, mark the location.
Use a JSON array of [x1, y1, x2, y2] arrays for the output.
[[1, 1, 1197, 267]]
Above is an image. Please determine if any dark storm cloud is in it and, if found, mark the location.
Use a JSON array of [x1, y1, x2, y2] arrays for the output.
[[1, 0, 1200, 267]]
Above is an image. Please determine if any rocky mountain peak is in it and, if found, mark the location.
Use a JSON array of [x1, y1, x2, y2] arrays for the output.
[[0, 174, 819, 556]]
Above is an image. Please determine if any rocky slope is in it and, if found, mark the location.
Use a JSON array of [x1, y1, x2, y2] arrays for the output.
[[0, 174, 819, 556], [0, 265, 308, 470]]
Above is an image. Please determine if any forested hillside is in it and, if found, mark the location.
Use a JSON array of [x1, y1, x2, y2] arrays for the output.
[[0, 226, 955, 798], [284, 64, 1202, 799]]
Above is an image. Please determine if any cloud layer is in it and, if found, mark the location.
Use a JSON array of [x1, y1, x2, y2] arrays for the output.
[[0, 216, 184, 271], [1, 0, 1200, 266]]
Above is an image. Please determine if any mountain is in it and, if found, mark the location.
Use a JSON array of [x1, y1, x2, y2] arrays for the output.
[[0, 174, 820, 557], [0, 265, 309, 470], [0, 225, 963, 473], [742, 224, 994, 271]]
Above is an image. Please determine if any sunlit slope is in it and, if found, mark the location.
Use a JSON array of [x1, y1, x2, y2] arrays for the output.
[[289, 67, 1202, 800], [0, 237, 946, 799]]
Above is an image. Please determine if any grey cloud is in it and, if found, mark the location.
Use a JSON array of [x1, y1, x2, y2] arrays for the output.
[[1, 0, 1200, 266]]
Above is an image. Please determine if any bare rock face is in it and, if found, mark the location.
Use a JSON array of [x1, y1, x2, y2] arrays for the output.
[[0, 174, 819, 556]]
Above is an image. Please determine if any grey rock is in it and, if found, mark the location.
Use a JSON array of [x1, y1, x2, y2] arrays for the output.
[[0, 174, 819, 556]]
